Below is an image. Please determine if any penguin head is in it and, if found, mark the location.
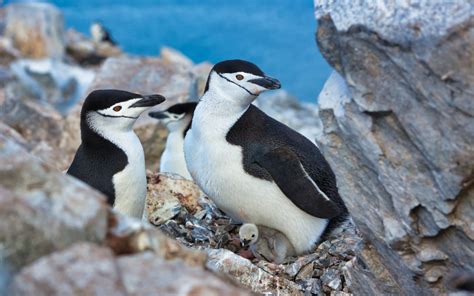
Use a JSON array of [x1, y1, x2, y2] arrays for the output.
[[239, 223, 259, 247], [204, 59, 280, 105], [148, 102, 197, 132], [82, 89, 165, 134], [90, 21, 105, 42]]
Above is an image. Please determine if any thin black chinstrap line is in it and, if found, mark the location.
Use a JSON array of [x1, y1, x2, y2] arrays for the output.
[[97, 112, 138, 119], [217, 73, 257, 96]]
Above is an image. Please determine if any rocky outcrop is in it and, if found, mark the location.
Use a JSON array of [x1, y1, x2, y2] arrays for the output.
[[314, 1, 473, 295], [5, 3, 65, 59], [0, 130, 108, 272], [11, 242, 250, 296]]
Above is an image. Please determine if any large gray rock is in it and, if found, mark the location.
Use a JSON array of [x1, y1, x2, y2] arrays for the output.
[[314, 1, 473, 295], [0, 132, 109, 272], [10, 243, 251, 296], [5, 3, 65, 59]]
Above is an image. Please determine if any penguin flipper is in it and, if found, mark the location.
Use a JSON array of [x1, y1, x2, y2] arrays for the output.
[[255, 147, 341, 219]]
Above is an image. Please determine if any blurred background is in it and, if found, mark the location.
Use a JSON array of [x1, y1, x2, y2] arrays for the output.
[[5, 0, 332, 102]]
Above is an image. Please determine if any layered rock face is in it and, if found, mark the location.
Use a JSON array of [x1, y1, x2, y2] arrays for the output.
[[314, 1, 473, 294]]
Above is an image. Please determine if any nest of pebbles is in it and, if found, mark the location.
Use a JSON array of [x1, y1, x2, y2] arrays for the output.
[[146, 172, 361, 295]]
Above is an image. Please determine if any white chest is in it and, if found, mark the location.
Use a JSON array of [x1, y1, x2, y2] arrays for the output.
[[110, 132, 147, 218]]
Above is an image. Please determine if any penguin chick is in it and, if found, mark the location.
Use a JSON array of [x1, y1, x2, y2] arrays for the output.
[[149, 102, 197, 179], [239, 223, 296, 264], [67, 89, 165, 218], [90, 21, 116, 45]]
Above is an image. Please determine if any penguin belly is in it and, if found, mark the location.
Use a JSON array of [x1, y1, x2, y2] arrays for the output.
[[160, 132, 192, 179], [184, 131, 328, 254]]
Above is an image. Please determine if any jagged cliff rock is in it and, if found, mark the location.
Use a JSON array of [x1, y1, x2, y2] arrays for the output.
[[314, 1, 473, 295]]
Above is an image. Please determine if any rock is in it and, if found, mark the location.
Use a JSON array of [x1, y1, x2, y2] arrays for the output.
[[0, 37, 20, 65], [5, 3, 65, 59], [106, 212, 207, 266], [145, 173, 202, 225], [0, 134, 108, 272], [9, 59, 95, 113], [207, 248, 304, 296], [0, 87, 69, 170], [10, 243, 249, 296], [117, 251, 251, 296], [65, 29, 122, 66], [321, 269, 341, 290], [295, 262, 315, 281], [88, 55, 192, 107], [314, 1, 474, 294], [160, 46, 194, 70], [10, 243, 125, 296]]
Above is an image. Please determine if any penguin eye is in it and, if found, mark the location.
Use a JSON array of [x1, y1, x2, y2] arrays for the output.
[[236, 74, 244, 81], [113, 106, 122, 112]]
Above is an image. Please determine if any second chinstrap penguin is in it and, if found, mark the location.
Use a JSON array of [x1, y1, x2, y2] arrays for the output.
[[67, 89, 165, 218]]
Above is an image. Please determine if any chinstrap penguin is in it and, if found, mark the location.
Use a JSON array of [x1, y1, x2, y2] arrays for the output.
[[148, 102, 197, 180], [184, 59, 347, 254], [90, 21, 116, 45], [67, 89, 165, 218], [239, 223, 296, 264]]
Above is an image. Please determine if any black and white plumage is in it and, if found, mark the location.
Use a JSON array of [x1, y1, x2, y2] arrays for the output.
[[149, 102, 197, 179], [67, 89, 165, 218], [90, 22, 116, 45], [184, 60, 347, 254]]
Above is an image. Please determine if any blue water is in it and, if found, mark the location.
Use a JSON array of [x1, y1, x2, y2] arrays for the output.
[[7, 0, 332, 102]]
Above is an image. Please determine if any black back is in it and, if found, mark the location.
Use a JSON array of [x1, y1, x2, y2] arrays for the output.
[[226, 105, 348, 232]]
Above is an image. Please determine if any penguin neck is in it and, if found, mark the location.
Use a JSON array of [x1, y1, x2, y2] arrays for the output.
[[82, 113, 143, 161], [194, 88, 251, 136]]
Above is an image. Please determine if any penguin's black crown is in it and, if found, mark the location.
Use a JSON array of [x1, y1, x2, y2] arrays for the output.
[[204, 59, 280, 93], [81, 89, 165, 116], [212, 59, 264, 76]]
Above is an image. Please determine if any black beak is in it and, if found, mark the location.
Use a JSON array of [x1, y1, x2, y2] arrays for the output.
[[130, 94, 166, 108], [148, 111, 170, 119], [241, 239, 250, 247], [248, 76, 281, 90]]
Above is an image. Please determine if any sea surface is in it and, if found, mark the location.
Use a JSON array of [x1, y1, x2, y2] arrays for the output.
[[7, 0, 333, 102]]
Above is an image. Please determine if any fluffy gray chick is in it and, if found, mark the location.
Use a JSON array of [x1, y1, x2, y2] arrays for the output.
[[239, 223, 296, 264]]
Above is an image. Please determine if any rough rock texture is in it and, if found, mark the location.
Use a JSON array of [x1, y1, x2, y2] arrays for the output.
[[65, 29, 122, 66], [314, 1, 474, 294], [0, 131, 108, 271], [10, 243, 250, 296], [5, 3, 65, 59]]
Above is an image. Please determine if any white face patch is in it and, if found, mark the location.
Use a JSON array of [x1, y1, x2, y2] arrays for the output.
[[96, 98, 144, 119], [207, 71, 269, 107], [88, 97, 157, 134], [220, 72, 268, 96]]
